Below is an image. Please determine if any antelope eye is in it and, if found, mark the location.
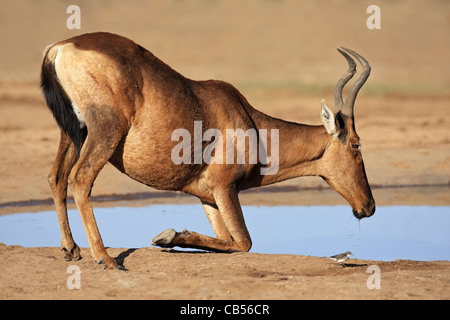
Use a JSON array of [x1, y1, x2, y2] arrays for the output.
[[351, 143, 360, 149]]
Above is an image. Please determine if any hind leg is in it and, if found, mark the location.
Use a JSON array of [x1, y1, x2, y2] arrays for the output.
[[48, 131, 80, 261], [68, 106, 126, 269]]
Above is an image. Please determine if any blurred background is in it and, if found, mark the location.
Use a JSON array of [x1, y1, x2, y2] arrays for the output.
[[1, 0, 449, 92], [0, 0, 449, 207]]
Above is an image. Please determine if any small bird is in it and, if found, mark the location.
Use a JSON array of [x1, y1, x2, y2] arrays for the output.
[[328, 251, 353, 265]]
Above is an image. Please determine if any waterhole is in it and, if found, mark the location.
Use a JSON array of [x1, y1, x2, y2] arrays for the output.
[[0, 205, 448, 261]]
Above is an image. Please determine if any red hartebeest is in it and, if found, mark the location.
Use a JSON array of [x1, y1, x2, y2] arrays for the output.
[[41, 32, 375, 269]]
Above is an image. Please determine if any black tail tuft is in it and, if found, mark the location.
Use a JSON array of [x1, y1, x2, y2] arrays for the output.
[[40, 56, 84, 157]]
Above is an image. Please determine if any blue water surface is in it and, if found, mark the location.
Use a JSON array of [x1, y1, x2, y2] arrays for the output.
[[0, 205, 449, 261]]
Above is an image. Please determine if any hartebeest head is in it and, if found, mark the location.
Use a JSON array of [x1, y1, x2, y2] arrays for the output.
[[319, 47, 375, 219]]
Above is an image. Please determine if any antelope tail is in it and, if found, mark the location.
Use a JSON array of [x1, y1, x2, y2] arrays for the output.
[[40, 46, 84, 157]]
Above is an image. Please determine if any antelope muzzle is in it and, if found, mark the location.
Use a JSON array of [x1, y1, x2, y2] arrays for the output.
[[353, 197, 376, 220]]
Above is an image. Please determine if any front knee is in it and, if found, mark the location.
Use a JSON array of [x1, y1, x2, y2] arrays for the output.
[[237, 239, 252, 252]]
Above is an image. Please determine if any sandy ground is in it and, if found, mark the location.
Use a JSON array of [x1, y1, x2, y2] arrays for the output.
[[0, 0, 449, 300], [2, 244, 450, 300]]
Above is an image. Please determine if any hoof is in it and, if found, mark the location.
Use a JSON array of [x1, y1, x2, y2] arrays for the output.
[[96, 257, 118, 270], [152, 229, 177, 247], [62, 245, 81, 261]]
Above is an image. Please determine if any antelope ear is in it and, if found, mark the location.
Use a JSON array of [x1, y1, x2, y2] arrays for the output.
[[320, 99, 338, 138]]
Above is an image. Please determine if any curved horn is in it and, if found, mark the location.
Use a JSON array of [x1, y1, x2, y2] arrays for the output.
[[334, 48, 357, 113], [340, 47, 371, 117]]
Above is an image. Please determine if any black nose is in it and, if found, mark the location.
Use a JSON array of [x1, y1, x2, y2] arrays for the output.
[[353, 209, 365, 220], [353, 198, 375, 220]]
